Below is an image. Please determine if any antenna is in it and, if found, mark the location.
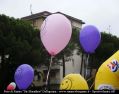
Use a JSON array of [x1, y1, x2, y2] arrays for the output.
[[30, 4, 33, 15], [108, 25, 111, 34]]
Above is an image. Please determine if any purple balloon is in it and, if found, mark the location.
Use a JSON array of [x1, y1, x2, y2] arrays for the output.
[[14, 64, 34, 90], [79, 25, 101, 53]]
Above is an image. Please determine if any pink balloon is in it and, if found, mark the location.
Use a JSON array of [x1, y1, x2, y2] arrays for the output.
[[40, 13, 72, 56], [7, 84, 15, 91], [10, 82, 16, 89]]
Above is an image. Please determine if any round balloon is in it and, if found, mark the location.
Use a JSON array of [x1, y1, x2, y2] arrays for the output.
[[95, 50, 119, 90], [79, 25, 101, 53], [14, 64, 34, 90], [60, 74, 89, 90], [7, 84, 15, 91], [40, 13, 72, 56], [7, 82, 16, 91], [10, 82, 16, 89]]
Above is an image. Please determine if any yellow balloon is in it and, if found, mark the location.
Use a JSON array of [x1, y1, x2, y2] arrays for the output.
[[60, 74, 89, 90], [95, 50, 119, 90]]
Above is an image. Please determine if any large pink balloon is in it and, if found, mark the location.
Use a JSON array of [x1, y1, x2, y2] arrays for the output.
[[40, 13, 72, 56]]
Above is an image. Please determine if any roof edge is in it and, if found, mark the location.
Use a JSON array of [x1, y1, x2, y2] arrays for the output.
[[21, 11, 85, 24]]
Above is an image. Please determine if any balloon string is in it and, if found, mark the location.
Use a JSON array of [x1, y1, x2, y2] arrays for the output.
[[87, 54, 90, 66], [85, 54, 90, 78], [90, 80, 95, 90], [86, 76, 95, 90], [86, 76, 94, 82], [45, 55, 53, 90]]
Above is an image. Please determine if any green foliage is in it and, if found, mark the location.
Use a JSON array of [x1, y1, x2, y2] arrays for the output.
[[0, 14, 80, 68], [0, 14, 42, 66], [54, 27, 81, 62], [89, 32, 119, 68], [0, 14, 52, 90]]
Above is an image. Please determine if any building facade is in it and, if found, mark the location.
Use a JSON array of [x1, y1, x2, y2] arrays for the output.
[[22, 11, 85, 29], [22, 11, 85, 89]]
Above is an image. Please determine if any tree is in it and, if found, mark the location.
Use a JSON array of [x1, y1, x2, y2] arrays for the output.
[[86, 32, 119, 88], [88, 32, 119, 69], [0, 14, 84, 90], [53, 27, 81, 77], [0, 14, 49, 91]]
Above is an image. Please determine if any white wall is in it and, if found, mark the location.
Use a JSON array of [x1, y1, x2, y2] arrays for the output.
[[60, 50, 82, 82]]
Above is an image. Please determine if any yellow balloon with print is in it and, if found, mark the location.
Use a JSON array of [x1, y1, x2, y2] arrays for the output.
[[60, 74, 89, 90], [95, 50, 119, 90]]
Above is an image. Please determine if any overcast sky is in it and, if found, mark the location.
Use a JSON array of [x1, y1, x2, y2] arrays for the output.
[[0, 0, 119, 37]]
